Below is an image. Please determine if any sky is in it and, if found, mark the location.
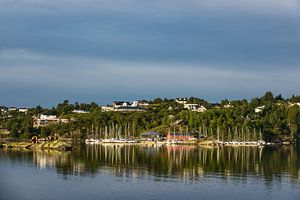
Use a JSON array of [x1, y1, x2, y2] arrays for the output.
[[0, 0, 300, 107]]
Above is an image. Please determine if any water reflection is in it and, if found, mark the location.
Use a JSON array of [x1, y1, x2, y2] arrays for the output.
[[1, 144, 300, 183]]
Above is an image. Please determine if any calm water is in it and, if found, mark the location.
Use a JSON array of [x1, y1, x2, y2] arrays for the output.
[[0, 144, 300, 200]]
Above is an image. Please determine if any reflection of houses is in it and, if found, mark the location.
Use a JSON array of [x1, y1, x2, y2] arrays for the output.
[[33, 114, 69, 127]]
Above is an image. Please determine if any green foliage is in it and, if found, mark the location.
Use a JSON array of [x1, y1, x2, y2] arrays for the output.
[[1, 92, 300, 143]]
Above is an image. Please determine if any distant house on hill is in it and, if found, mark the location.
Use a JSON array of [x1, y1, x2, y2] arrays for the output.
[[0, 106, 7, 112], [8, 107, 17, 112], [195, 105, 207, 112], [112, 101, 131, 108], [102, 101, 145, 112], [73, 109, 89, 114], [184, 103, 198, 110], [18, 108, 28, 113], [224, 104, 233, 108], [255, 106, 265, 113], [33, 114, 69, 127], [175, 98, 188, 104]]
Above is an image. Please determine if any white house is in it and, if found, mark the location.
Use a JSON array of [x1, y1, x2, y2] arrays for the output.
[[112, 101, 131, 108], [184, 103, 199, 110], [40, 114, 58, 121], [255, 106, 265, 113], [175, 98, 188, 104], [73, 109, 89, 114], [195, 105, 207, 112], [288, 102, 300, 107], [224, 104, 233, 108], [131, 101, 139, 107], [8, 107, 17, 111], [18, 108, 28, 113]]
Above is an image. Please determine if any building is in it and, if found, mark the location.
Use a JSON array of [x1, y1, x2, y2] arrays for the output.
[[195, 105, 207, 112], [101, 106, 114, 112], [102, 101, 146, 112], [8, 107, 17, 112], [184, 103, 199, 110], [18, 108, 29, 113], [0, 106, 7, 113], [137, 101, 150, 107], [73, 109, 89, 114], [167, 132, 195, 141], [112, 101, 131, 108], [175, 98, 188, 104], [288, 102, 300, 107], [33, 114, 69, 127], [224, 104, 233, 108], [255, 106, 265, 113]]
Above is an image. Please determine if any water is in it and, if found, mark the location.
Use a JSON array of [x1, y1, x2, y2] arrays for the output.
[[0, 144, 300, 200]]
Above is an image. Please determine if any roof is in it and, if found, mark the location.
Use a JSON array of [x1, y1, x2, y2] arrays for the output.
[[113, 101, 130, 104]]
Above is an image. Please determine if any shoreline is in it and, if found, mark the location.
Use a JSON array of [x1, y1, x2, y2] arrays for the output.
[[0, 139, 73, 151], [1, 138, 294, 151]]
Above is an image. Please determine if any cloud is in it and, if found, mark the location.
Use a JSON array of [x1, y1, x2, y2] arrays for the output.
[[0, 49, 299, 106]]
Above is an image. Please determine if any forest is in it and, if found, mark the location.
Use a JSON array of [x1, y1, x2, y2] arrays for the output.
[[1, 91, 300, 143]]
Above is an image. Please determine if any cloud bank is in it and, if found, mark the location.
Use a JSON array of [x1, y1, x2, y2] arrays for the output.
[[0, 0, 299, 106]]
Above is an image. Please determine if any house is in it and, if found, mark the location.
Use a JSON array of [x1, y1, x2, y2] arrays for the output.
[[0, 106, 7, 113], [8, 107, 17, 112], [255, 106, 265, 113], [108, 101, 145, 112], [101, 106, 114, 112], [112, 101, 131, 108], [194, 105, 207, 112], [175, 98, 188, 104], [184, 103, 199, 110], [288, 102, 300, 107], [138, 101, 150, 107], [73, 109, 89, 114], [18, 108, 28, 113], [224, 104, 233, 108]]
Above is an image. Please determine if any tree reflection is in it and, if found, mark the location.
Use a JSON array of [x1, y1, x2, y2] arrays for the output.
[[1, 145, 299, 183]]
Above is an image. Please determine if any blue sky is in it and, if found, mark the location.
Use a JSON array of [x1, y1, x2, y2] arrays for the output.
[[0, 0, 300, 107]]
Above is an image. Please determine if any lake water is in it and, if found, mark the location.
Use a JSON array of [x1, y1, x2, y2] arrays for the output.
[[0, 144, 300, 200]]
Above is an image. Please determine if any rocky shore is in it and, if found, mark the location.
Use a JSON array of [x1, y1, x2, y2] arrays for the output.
[[0, 140, 73, 151]]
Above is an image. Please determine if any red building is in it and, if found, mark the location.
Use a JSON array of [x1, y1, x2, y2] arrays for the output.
[[167, 132, 194, 141]]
